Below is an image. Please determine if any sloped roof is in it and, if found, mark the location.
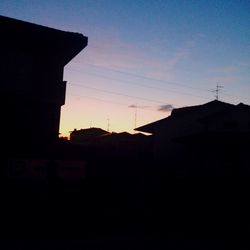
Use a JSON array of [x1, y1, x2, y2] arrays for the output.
[[71, 128, 109, 137], [0, 15, 88, 65], [135, 117, 170, 134], [135, 100, 237, 134], [199, 102, 250, 123], [171, 100, 233, 117]]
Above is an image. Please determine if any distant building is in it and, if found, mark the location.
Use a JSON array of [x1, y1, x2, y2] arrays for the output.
[[70, 128, 152, 153], [99, 132, 151, 152], [135, 100, 250, 175], [69, 128, 152, 177], [70, 128, 110, 144], [0, 15, 87, 151]]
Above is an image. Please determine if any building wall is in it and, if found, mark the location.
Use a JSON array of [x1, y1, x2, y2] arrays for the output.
[[206, 109, 250, 132], [0, 45, 66, 150], [153, 115, 204, 165], [152, 106, 250, 176]]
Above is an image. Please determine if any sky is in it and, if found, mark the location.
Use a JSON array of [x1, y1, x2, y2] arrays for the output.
[[1, 0, 250, 136]]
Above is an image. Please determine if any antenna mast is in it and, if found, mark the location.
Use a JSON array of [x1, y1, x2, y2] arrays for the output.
[[134, 104, 137, 129], [213, 84, 223, 100], [107, 118, 110, 132]]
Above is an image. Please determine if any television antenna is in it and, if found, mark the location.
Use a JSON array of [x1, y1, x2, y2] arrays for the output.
[[212, 84, 223, 100], [107, 118, 110, 132], [128, 104, 138, 129], [129, 104, 152, 130]]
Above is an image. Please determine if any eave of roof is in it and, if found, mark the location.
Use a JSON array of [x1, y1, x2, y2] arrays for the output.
[[0, 15, 88, 65], [135, 116, 170, 134]]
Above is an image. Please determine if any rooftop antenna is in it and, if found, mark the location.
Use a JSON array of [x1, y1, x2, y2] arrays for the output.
[[212, 83, 223, 100], [134, 104, 137, 129], [129, 104, 150, 131], [107, 118, 110, 132], [129, 104, 138, 132]]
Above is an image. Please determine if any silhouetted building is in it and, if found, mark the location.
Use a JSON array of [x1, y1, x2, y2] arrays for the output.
[[135, 100, 250, 175], [70, 128, 110, 144], [0, 15, 87, 151], [70, 128, 152, 152], [99, 132, 152, 152]]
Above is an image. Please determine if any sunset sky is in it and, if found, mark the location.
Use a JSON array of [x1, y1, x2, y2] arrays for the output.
[[1, 0, 249, 136]]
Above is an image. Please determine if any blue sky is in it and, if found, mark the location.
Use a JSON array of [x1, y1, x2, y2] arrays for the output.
[[1, 0, 249, 135]]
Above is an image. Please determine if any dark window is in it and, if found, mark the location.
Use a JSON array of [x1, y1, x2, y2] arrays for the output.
[[224, 121, 238, 129]]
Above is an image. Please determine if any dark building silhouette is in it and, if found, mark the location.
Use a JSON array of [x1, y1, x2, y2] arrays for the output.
[[70, 127, 110, 144], [2, 17, 248, 250], [135, 100, 250, 176], [69, 128, 152, 177], [70, 127, 152, 152], [0, 15, 87, 152], [98, 131, 152, 152]]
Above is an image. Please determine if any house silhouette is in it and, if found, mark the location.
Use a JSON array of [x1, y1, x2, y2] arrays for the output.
[[70, 127, 151, 153], [135, 100, 250, 176], [0, 15, 88, 154], [70, 127, 110, 144]]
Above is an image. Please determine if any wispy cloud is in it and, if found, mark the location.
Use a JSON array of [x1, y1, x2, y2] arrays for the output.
[[129, 104, 137, 108], [129, 104, 151, 109], [157, 104, 174, 112], [165, 40, 196, 68], [75, 33, 198, 81]]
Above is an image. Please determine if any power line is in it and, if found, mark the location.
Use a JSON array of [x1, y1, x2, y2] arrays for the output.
[[67, 92, 127, 107], [70, 61, 210, 92], [67, 91, 175, 111], [67, 61, 250, 102], [66, 67, 210, 100], [218, 91, 250, 102], [68, 82, 169, 104]]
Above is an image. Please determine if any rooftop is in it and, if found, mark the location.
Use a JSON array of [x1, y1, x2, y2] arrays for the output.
[[0, 15, 88, 65], [135, 100, 247, 134]]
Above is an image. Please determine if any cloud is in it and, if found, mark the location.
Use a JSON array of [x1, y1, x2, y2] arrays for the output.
[[157, 104, 174, 112], [129, 104, 137, 108], [166, 47, 191, 68], [68, 31, 201, 87], [129, 104, 151, 109], [163, 38, 197, 68], [76, 33, 198, 78]]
